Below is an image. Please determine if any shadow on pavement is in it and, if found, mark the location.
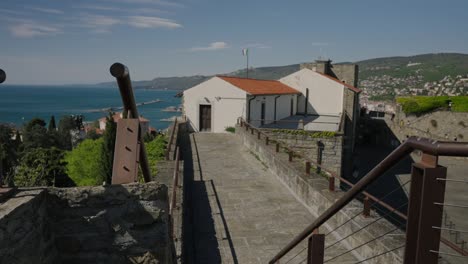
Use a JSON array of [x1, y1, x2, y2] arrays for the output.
[[181, 132, 222, 263]]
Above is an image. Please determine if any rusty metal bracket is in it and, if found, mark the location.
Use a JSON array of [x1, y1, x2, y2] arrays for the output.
[[112, 119, 140, 184]]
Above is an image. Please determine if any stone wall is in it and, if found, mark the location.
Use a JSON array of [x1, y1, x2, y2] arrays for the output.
[[236, 126, 405, 264], [393, 110, 468, 141], [0, 182, 172, 264], [0, 189, 56, 264], [261, 129, 343, 176]]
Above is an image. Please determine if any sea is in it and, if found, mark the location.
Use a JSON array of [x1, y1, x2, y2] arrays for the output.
[[0, 85, 181, 130]]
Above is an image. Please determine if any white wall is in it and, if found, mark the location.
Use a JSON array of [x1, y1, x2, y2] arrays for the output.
[[183, 77, 247, 132], [280, 69, 344, 116], [248, 94, 297, 127]]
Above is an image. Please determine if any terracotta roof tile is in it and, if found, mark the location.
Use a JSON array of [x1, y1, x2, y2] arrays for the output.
[[218, 76, 300, 95], [315, 72, 362, 93]]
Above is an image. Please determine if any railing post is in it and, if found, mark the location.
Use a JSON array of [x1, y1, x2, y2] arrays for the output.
[[316, 141, 324, 174], [328, 176, 335, 192], [251, 127, 254, 135], [257, 131, 261, 139], [404, 153, 447, 264], [363, 196, 371, 217], [305, 161, 311, 175], [265, 137, 269, 145], [307, 234, 325, 264], [276, 143, 280, 153], [288, 151, 293, 162]]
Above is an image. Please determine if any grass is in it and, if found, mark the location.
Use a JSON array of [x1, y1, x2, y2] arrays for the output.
[[396, 96, 468, 114]]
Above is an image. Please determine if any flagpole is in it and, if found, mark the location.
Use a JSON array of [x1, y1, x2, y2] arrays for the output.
[[246, 50, 249, 78]]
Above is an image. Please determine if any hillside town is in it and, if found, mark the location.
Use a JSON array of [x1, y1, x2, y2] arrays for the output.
[[360, 72, 468, 99]]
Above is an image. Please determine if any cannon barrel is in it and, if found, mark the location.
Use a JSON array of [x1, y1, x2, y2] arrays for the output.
[[110, 62, 152, 183], [0, 69, 5, 84]]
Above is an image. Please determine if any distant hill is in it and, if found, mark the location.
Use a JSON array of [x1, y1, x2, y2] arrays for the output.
[[98, 63, 301, 90], [358, 53, 468, 82], [98, 53, 468, 90]]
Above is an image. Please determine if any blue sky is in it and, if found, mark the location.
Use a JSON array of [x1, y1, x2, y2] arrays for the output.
[[0, 0, 467, 85]]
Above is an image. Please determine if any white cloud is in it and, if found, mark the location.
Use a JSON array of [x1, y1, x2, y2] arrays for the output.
[[128, 16, 182, 29], [28, 7, 64, 14], [80, 14, 121, 33], [76, 5, 123, 12], [9, 23, 62, 38], [190, 42, 229, 52]]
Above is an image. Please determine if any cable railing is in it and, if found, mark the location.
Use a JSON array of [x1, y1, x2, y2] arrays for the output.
[[237, 118, 468, 263]]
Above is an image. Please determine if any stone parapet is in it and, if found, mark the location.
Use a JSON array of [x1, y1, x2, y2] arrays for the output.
[[236, 126, 404, 263], [0, 182, 172, 264]]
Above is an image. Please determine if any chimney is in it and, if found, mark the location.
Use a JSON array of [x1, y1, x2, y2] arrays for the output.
[[314, 59, 332, 75]]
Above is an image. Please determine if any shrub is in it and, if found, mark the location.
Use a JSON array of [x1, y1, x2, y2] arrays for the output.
[[458, 121, 466, 128], [225, 127, 236, 133], [430, 119, 438, 128], [65, 138, 104, 186]]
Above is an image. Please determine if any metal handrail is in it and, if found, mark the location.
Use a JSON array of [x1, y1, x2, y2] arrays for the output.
[[268, 136, 468, 263], [169, 147, 180, 239], [248, 118, 341, 125], [110, 62, 152, 182], [169, 148, 180, 215], [166, 118, 178, 160]]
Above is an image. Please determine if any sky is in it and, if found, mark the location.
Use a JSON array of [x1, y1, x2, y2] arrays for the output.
[[0, 0, 467, 85]]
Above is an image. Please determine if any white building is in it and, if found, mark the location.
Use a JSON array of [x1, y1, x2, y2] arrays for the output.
[[183, 66, 361, 133], [183, 76, 300, 132]]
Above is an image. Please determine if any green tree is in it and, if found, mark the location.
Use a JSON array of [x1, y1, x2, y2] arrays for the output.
[[21, 118, 52, 150], [15, 147, 67, 187], [48, 115, 56, 131], [57, 115, 76, 150], [0, 125, 18, 185], [65, 138, 104, 186], [100, 112, 116, 184]]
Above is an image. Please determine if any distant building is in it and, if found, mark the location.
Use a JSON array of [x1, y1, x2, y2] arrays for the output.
[[98, 112, 150, 133]]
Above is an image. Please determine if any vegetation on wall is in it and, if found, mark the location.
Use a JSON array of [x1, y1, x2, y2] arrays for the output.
[[145, 135, 167, 176], [271, 129, 336, 138], [397, 96, 468, 114]]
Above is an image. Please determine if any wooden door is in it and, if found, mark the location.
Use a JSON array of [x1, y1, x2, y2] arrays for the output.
[[199, 105, 212, 131]]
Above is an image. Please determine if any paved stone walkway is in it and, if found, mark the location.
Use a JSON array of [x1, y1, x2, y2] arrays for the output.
[[185, 133, 357, 264]]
